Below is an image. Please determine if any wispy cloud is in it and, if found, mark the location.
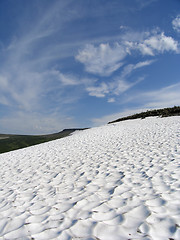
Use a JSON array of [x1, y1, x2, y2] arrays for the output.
[[49, 70, 81, 86], [76, 43, 126, 76], [135, 0, 158, 9], [141, 83, 180, 108], [172, 15, 180, 33], [0, 1, 83, 111], [112, 60, 154, 95], [85, 60, 154, 99], [0, 1, 86, 133], [119, 60, 155, 79], [0, 71, 43, 110], [108, 98, 115, 103], [113, 76, 145, 96], [86, 83, 109, 98], [75, 27, 179, 103], [125, 82, 180, 108]]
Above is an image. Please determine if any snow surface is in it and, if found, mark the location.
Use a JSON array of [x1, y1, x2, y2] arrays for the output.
[[0, 117, 180, 240]]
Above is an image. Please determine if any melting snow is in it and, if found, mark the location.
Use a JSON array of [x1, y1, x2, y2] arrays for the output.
[[0, 117, 180, 239]]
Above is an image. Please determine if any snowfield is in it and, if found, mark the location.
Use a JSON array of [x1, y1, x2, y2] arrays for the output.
[[0, 117, 180, 240]]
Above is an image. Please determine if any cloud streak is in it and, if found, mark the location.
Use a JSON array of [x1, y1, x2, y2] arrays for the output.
[[85, 60, 154, 99], [125, 82, 180, 108], [86, 83, 109, 98], [0, 0, 87, 133], [0, 1, 84, 111]]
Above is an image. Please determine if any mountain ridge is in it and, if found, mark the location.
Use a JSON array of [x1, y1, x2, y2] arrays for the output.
[[108, 106, 180, 124]]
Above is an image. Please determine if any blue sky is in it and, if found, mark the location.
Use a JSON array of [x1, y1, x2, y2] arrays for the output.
[[0, 0, 180, 134]]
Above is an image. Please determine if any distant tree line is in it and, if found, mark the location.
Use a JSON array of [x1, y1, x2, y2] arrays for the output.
[[108, 106, 180, 124]]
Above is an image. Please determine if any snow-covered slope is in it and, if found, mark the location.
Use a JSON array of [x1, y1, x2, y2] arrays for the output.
[[0, 117, 180, 240]]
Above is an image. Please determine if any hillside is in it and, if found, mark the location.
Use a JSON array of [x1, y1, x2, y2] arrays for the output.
[[0, 128, 87, 154], [0, 117, 179, 239], [1, 106, 179, 154], [108, 106, 180, 124]]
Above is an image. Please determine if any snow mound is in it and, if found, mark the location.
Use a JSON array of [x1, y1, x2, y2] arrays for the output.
[[0, 117, 180, 239]]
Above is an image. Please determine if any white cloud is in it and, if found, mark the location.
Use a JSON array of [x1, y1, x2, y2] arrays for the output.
[[85, 78, 137, 99], [108, 98, 115, 103], [58, 73, 80, 86], [145, 33, 178, 53], [172, 15, 180, 33], [113, 79, 134, 94], [120, 25, 129, 30], [86, 83, 109, 97], [76, 30, 179, 79], [114, 77, 144, 96], [76, 43, 126, 76], [120, 60, 154, 79], [85, 60, 153, 99], [0, 1, 86, 115], [50, 70, 81, 86], [127, 32, 179, 56], [111, 60, 153, 96], [135, 0, 158, 9], [0, 75, 9, 90], [0, 72, 43, 110], [134, 60, 156, 69]]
